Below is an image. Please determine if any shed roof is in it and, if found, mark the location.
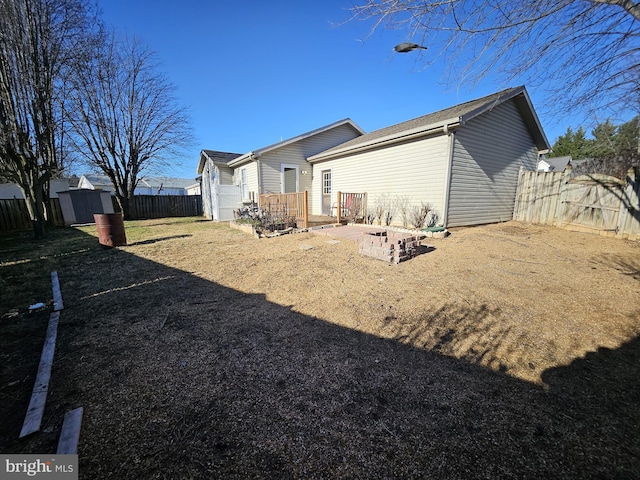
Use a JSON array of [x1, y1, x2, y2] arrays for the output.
[[309, 86, 549, 162], [544, 156, 572, 171], [79, 174, 196, 190], [138, 177, 196, 189], [197, 150, 243, 174], [227, 118, 365, 168]]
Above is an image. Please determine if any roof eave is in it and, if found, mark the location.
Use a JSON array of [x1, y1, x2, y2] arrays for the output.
[[516, 91, 551, 152], [197, 151, 208, 174], [228, 152, 256, 168], [225, 119, 366, 168], [308, 118, 461, 163]]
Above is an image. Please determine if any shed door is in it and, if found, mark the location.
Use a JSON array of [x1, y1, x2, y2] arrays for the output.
[[321, 169, 331, 215]]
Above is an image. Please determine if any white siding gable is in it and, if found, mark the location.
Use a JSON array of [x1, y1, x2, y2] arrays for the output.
[[258, 123, 360, 195]]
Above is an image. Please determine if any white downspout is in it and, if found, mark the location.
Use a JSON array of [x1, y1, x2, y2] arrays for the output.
[[251, 153, 263, 205]]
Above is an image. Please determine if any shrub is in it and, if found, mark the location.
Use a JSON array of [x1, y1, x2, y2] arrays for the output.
[[410, 202, 433, 229], [394, 195, 411, 228]]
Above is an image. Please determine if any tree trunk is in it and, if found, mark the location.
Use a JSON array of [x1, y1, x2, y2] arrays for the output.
[[21, 180, 47, 240], [117, 194, 136, 220]]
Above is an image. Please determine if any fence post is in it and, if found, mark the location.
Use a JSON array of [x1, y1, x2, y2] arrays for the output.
[[336, 191, 342, 224], [303, 190, 308, 229], [363, 192, 367, 222], [555, 164, 572, 228], [513, 166, 525, 221], [616, 167, 639, 238]]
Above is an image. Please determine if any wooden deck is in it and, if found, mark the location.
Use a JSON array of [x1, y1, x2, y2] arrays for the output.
[[310, 224, 386, 241], [306, 215, 337, 227]]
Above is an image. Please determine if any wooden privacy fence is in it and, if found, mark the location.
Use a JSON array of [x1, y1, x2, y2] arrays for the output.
[[121, 195, 203, 219], [259, 191, 309, 228], [1, 195, 202, 231], [0, 198, 64, 232], [336, 192, 368, 224], [513, 166, 640, 240]]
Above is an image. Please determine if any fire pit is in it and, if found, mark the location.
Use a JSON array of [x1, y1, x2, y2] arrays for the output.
[[358, 230, 425, 263]]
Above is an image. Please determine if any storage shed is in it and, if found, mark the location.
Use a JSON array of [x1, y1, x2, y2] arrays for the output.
[[58, 189, 114, 225], [197, 150, 243, 221]]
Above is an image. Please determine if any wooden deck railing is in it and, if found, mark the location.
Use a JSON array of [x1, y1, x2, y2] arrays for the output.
[[259, 191, 309, 228], [336, 192, 367, 224]]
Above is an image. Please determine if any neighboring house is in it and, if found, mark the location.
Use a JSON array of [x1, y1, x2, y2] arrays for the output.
[[77, 174, 114, 192], [197, 118, 365, 220], [0, 179, 71, 199], [77, 174, 197, 196], [186, 181, 201, 196], [537, 156, 572, 172], [308, 86, 550, 227]]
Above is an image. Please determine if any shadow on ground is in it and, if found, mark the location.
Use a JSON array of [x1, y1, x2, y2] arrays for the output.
[[1, 228, 638, 479]]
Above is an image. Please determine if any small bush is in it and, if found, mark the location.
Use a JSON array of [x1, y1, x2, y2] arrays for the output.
[[234, 205, 295, 232], [410, 202, 433, 229]]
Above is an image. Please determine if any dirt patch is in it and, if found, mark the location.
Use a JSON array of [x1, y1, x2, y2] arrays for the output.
[[1, 219, 638, 478]]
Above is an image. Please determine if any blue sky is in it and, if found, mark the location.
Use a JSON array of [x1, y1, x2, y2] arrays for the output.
[[98, 0, 577, 180]]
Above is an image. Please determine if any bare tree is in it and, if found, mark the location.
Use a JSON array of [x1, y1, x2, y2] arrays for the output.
[[348, 1, 640, 117], [0, 0, 93, 238], [66, 35, 192, 219]]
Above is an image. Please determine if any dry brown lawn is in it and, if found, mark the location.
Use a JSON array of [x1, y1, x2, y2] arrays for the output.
[[1, 218, 639, 479]]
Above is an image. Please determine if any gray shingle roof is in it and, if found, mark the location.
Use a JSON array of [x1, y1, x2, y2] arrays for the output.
[[309, 86, 549, 161], [198, 150, 243, 174], [545, 156, 572, 171], [201, 150, 243, 164]]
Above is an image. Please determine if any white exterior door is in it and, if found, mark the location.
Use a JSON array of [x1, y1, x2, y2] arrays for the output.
[[321, 169, 332, 215]]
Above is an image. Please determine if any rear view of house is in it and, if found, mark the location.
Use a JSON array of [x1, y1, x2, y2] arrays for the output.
[[308, 86, 550, 227], [200, 86, 550, 228]]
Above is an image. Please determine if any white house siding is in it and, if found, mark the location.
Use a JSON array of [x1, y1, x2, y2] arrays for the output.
[[233, 162, 259, 202], [259, 124, 360, 195], [201, 159, 242, 220], [310, 135, 450, 221], [0, 179, 70, 199], [446, 100, 539, 227]]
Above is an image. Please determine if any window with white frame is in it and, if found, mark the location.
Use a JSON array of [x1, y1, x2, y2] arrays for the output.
[[240, 168, 248, 200], [322, 170, 331, 194]]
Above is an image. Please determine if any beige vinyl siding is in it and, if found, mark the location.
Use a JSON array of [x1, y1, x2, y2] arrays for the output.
[[218, 165, 234, 185], [311, 135, 450, 222], [259, 124, 360, 195], [234, 162, 259, 201], [446, 99, 539, 227]]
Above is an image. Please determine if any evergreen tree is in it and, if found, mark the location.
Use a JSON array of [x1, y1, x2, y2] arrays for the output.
[[549, 126, 589, 159]]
